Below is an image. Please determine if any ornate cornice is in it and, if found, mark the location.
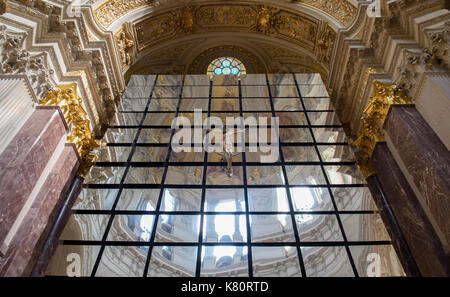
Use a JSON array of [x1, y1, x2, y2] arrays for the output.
[[0, 25, 55, 99]]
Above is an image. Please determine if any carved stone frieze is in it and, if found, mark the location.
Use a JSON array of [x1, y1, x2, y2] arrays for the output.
[[94, 0, 357, 30], [317, 25, 336, 65], [133, 4, 319, 52], [294, 0, 356, 27], [115, 24, 135, 70], [0, 25, 55, 99], [95, 0, 157, 29]]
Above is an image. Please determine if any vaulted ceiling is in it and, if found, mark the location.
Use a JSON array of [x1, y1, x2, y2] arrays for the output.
[[81, 0, 361, 83]]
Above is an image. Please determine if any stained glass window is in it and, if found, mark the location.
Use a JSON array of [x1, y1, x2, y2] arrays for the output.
[[207, 57, 246, 77]]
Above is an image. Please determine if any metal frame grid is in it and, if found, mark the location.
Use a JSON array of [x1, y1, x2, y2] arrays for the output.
[[55, 74, 395, 277]]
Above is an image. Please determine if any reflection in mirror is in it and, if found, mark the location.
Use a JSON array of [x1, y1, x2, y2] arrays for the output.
[[200, 246, 248, 277], [164, 166, 203, 184], [248, 188, 289, 212], [313, 127, 347, 143], [203, 215, 247, 242], [104, 128, 137, 143], [125, 167, 164, 184], [116, 189, 160, 211], [96, 146, 131, 162], [252, 246, 302, 277], [318, 145, 356, 162], [275, 112, 308, 126], [241, 85, 269, 98], [60, 214, 110, 241], [286, 165, 326, 185], [246, 166, 284, 185], [107, 215, 155, 242], [341, 214, 391, 242], [154, 215, 201, 242], [332, 187, 377, 211], [96, 246, 147, 277], [73, 188, 119, 210], [350, 245, 405, 277], [147, 246, 198, 277], [138, 128, 172, 143], [302, 246, 354, 277], [290, 187, 333, 211], [132, 146, 168, 162], [84, 166, 126, 184], [324, 165, 365, 185], [250, 215, 295, 242], [273, 98, 302, 111], [296, 214, 344, 242], [204, 189, 245, 212], [303, 97, 333, 111], [127, 75, 156, 87], [46, 245, 101, 277], [122, 86, 152, 99], [160, 188, 202, 212], [282, 146, 319, 162], [206, 166, 243, 185]]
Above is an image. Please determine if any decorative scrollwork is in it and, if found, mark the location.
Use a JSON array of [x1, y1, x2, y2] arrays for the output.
[[40, 83, 104, 177], [352, 81, 412, 177]]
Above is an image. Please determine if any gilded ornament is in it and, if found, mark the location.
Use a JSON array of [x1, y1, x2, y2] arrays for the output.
[[352, 81, 412, 178], [39, 83, 104, 178], [115, 26, 135, 68], [256, 6, 272, 32]]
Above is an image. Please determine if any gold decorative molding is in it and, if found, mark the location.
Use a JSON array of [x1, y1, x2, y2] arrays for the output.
[[94, 0, 356, 29], [294, 0, 356, 27], [39, 83, 104, 177], [133, 4, 319, 53], [94, 0, 157, 29], [317, 25, 337, 64], [115, 25, 135, 70], [352, 81, 412, 178]]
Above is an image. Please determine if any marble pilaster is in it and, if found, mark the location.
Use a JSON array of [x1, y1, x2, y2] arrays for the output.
[[372, 142, 449, 276], [0, 106, 66, 252], [384, 105, 450, 248], [0, 144, 79, 276]]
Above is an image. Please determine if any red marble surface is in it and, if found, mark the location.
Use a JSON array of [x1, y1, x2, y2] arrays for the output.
[[0, 144, 79, 276], [0, 107, 66, 252], [372, 142, 449, 276], [384, 105, 450, 247]]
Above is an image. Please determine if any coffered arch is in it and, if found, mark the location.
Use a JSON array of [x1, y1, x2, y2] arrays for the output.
[[88, 0, 358, 32], [118, 1, 336, 82]]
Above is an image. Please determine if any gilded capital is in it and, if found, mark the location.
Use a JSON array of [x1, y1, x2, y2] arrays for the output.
[[352, 80, 412, 178], [39, 83, 103, 178]]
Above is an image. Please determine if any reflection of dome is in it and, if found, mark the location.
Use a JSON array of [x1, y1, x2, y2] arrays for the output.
[[216, 256, 233, 268], [219, 235, 232, 242]]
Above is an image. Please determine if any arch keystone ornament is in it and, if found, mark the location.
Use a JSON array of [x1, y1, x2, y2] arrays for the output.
[[39, 83, 104, 178], [352, 81, 412, 178]]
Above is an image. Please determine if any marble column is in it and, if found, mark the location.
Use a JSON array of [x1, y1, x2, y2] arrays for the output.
[[0, 106, 80, 276], [366, 174, 421, 276], [371, 142, 449, 276], [383, 105, 450, 248]]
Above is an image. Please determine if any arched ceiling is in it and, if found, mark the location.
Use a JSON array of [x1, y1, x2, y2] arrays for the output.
[[79, 0, 361, 83], [84, 0, 359, 31]]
